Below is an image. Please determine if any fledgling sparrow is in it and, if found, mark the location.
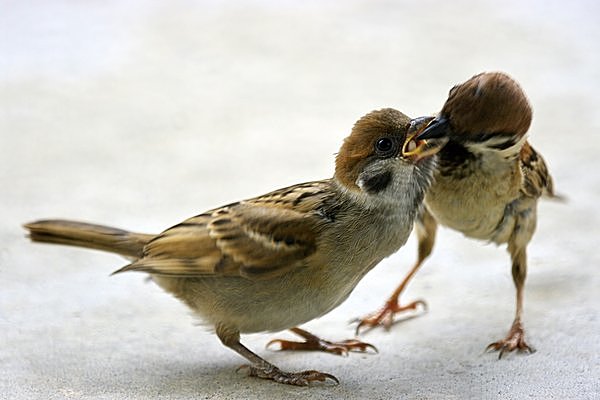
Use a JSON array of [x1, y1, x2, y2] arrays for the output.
[[24, 108, 446, 386], [355, 72, 558, 357]]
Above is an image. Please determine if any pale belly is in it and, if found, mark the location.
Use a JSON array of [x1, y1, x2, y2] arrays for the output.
[[153, 257, 378, 333], [426, 168, 520, 242]]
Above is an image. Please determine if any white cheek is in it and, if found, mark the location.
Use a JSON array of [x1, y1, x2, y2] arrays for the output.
[[356, 177, 367, 192]]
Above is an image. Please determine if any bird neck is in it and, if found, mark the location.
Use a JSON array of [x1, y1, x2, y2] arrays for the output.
[[331, 170, 425, 220], [437, 139, 520, 179], [452, 129, 527, 159]]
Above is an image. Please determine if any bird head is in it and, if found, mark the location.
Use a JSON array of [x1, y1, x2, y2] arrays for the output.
[[417, 72, 532, 154], [335, 108, 446, 206]]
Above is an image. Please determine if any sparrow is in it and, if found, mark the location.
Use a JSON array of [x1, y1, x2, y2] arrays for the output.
[[355, 72, 558, 357], [24, 108, 446, 386]]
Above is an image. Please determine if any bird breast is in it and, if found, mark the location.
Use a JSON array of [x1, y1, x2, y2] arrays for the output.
[[426, 155, 522, 242]]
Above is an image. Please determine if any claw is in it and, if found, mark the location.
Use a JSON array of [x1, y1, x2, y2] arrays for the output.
[[486, 320, 535, 358], [237, 364, 339, 386], [336, 339, 379, 354], [267, 327, 377, 356], [266, 337, 377, 356], [353, 299, 427, 335]]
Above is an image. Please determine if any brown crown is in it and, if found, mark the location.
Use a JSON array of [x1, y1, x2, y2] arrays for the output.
[[335, 108, 411, 190], [442, 72, 532, 137]]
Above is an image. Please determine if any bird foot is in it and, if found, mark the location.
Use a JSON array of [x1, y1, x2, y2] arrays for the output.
[[237, 364, 339, 386], [353, 298, 427, 335], [486, 320, 535, 359], [267, 330, 377, 356]]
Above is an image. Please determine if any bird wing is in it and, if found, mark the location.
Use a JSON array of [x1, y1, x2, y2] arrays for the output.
[[519, 141, 556, 198], [112, 180, 336, 280]]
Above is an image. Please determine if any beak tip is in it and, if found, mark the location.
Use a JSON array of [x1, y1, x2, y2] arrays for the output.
[[416, 116, 450, 140]]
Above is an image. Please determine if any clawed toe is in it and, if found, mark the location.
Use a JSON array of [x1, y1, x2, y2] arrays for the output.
[[486, 339, 535, 359], [486, 321, 535, 359], [237, 364, 339, 386], [335, 339, 378, 354], [353, 299, 427, 335], [266, 337, 377, 356], [267, 327, 377, 356]]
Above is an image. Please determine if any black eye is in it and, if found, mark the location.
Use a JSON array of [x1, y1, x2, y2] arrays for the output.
[[375, 137, 397, 157]]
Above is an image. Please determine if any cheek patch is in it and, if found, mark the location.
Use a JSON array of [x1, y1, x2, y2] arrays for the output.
[[358, 170, 392, 194]]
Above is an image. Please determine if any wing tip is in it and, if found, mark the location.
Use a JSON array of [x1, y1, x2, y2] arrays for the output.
[[111, 263, 144, 275]]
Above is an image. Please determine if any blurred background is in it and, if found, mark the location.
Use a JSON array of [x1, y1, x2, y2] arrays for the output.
[[1, 1, 598, 399]]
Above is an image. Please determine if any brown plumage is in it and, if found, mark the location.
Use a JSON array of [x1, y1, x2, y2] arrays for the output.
[[440, 71, 532, 138], [24, 108, 445, 385], [356, 72, 557, 357], [24, 220, 152, 258]]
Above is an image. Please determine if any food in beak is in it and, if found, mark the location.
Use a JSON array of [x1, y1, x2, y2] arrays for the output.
[[402, 135, 447, 160], [406, 139, 418, 153], [401, 116, 449, 160]]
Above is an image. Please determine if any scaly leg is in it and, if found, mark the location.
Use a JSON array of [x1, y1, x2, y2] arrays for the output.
[[267, 327, 377, 356], [486, 240, 535, 358], [217, 325, 339, 386], [355, 209, 437, 334]]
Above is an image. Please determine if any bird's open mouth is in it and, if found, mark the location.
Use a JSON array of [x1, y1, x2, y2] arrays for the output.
[[402, 136, 427, 156], [402, 117, 448, 160]]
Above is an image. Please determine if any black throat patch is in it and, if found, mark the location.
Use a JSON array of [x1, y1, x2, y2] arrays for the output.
[[437, 141, 479, 179], [361, 171, 392, 193]]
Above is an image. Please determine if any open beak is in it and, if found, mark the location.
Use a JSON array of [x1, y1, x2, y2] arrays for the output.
[[402, 116, 449, 161]]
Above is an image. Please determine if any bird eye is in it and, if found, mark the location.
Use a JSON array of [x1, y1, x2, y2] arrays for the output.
[[374, 137, 397, 157]]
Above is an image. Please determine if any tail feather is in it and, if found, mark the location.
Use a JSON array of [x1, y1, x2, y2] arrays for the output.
[[24, 219, 155, 258]]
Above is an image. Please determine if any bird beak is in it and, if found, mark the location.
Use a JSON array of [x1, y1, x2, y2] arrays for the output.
[[402, 116, 448, 161], [415, 116, 450, 140]]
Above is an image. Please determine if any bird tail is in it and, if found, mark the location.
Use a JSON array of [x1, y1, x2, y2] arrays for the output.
[[543, 174, 567, 203], [23, 219, 155, 258]]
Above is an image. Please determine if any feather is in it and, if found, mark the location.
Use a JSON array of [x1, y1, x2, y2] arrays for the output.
[[117, 181, 336, 280]]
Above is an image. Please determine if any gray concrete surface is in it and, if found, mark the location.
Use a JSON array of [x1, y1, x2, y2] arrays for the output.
[[1, 1, 599, 399]]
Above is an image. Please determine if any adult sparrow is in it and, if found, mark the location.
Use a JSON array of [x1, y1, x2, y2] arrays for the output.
[[25, 108, 445, 385], [356, 72, 558, 358]]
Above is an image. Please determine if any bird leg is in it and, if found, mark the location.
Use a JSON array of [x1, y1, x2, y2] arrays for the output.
[[486, 245, 535, 358], [266, 327, 377, 356], [354, 210, 436, 334], [354, 260, 427, 334], [217, 325, 339, 386]]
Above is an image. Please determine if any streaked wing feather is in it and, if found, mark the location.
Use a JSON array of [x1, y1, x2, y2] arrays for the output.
[[210, 203, 319, 279], [113, 181, 333, 280], [519, 141, 555, 198], [113, 257, 224, 276]]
